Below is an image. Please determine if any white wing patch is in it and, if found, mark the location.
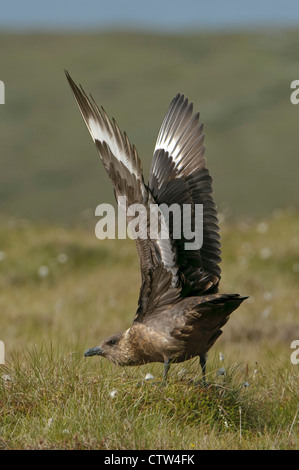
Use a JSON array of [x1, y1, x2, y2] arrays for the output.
[[65, 71, 140, 181], [87, 116, 138, 178], [157, 236, 178, 287], [150, 199, 178, 287], [154, 94, 205, 174], [155, 132, 183, 170]]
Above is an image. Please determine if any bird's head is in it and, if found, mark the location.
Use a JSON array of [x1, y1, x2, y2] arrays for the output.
[[84, 329, 138, 366]]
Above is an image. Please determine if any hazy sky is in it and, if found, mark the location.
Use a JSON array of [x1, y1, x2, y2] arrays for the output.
[[1, 0, 299, 31]]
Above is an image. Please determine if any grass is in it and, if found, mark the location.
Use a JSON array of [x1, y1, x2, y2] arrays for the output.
[[0, 210, 298, 449], [0, 346, 297, 449]]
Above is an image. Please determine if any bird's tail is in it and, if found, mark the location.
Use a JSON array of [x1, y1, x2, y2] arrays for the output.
[[171, 293, 248, 343], [198, 293, 249, 316]]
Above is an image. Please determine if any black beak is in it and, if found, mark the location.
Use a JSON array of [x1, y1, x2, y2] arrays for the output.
[[84, 346, 104, 357]]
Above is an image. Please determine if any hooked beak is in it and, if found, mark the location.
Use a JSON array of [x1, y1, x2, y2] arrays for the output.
[[84, 346, 104, 357]]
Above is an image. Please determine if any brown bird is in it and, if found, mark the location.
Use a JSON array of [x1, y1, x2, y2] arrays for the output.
[[65, 71, 248, 383]]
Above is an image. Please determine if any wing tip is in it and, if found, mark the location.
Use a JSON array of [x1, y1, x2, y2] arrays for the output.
[[64, 69, 75, 87]]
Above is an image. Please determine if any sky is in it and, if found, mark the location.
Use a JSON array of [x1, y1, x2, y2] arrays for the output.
[[1, 0, 299, 31]]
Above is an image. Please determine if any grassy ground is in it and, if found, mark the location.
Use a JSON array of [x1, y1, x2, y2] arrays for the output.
[[0, 210, 298, 449]]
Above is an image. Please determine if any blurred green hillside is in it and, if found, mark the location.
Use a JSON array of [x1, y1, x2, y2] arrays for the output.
[[0, 29, 299, 223]]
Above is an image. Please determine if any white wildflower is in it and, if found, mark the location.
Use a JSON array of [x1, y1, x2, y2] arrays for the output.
[[110, 389, 118, 398], [261, 306, 272, 318], [238, 255, 248, 267], [241, 242, 253, 254], [257, 222, 268, 234], [57, 253, 68, 264], [259, 247, 272, 259], [219, 352, 224, 362], [145, 373, 154, 381], [2, 374, 13, 383], [218, 406, 232, 428], [263, 292, 273, 301], [38, 265, 49, 278], [216, 367, 226, 376], [243, 381, 250, 388]]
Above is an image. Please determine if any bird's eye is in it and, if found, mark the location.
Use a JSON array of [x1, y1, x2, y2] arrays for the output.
[[107, 339, 116, 346]]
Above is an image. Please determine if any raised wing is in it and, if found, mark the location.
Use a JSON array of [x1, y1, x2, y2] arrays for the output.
[[65, 72, 181, 319], [65, 71, 145, 206], [149, 93, 222, 296]]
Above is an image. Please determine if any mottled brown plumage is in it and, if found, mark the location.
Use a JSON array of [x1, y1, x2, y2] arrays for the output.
[[65, 71, 248, 382]]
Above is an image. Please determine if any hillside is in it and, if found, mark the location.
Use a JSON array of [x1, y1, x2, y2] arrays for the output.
[[0, 29, 299, 223]]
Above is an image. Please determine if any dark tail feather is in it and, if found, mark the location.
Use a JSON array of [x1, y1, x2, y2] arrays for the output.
[[199, 293, 249, 316], [221, 294, 249, 314], [195, 293, 248, 333]]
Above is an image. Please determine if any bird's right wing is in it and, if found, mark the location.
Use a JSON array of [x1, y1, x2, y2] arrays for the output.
[[149, 94, 222, 297]]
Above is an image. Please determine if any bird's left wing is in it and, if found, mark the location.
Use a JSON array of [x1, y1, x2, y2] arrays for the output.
[[65, 71, 145, 206], [65, 72, 181, 318]]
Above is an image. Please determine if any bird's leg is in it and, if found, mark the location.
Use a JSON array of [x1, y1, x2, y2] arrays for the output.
[[199, 354, 208, 386], [163, 359, 171, 383]]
